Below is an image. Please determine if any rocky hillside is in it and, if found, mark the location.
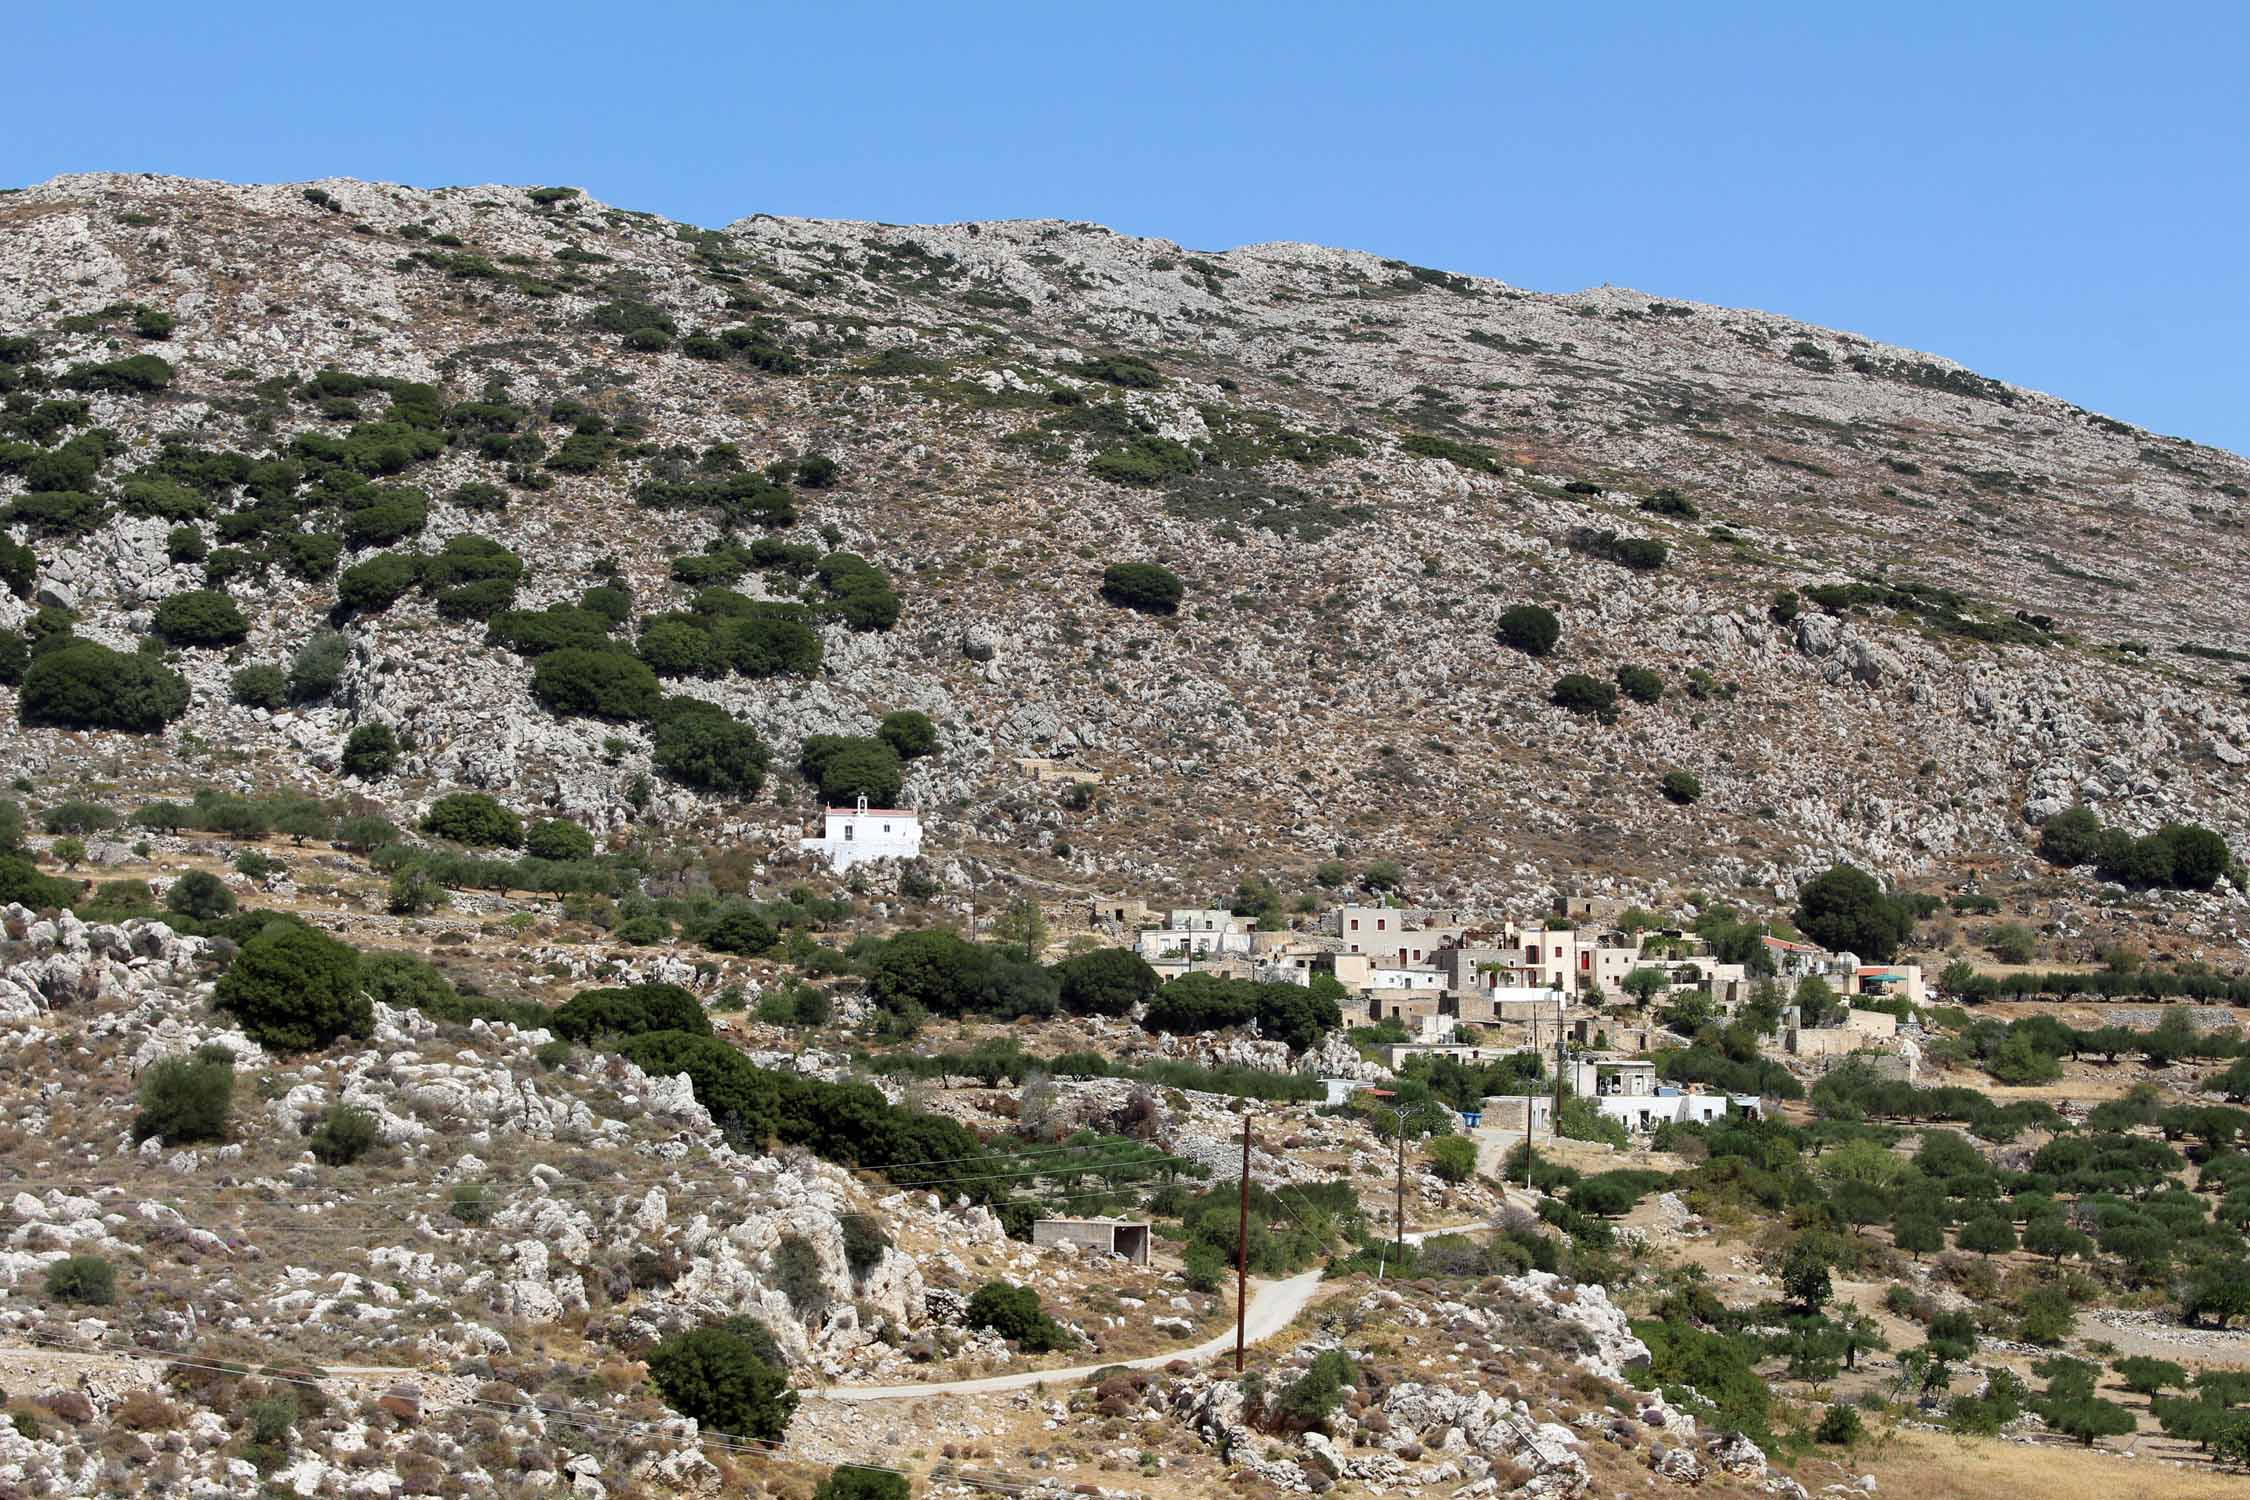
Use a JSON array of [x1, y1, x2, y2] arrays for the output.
[[3, 172, 2247, 928]]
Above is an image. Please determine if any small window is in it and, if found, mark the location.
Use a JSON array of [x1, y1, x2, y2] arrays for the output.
[[1349, 918, 1359, 931], [844, 825, 855, 840]]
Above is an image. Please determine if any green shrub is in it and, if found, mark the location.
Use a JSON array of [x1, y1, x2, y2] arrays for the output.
[[422, 792, 522, 848], [840, 1215, 889, 1282], [1616, 665, 1664, 703], [799, 734, 902, 805], [1549, 673, 1619, 723], [1, 536, 39, 597], [309, 1103, 379, 1166], [772, 1234, 827, 1317], [0, 853, 75, 908], [966, 1280, 1072, 1351], [1660, 770, 1701, 805], [287, 630, 351, 701], [645, 1326, 798, 1440], [39, 799, 116, 835], [336, 553, 421, 613], [1100, 561, 1185, 614], [636, 616, 722, 678], [1815, 1402, 1862, 1445], [340, 488, 431, 548], [213, 926, 370, 1051], [530, 647, 662, 720], [230, 664, 287, 709], [877, 709, 938, 760], [45, 1254, 117, 1306], [1497, 604, 1560, 656], [552, 982, 709, 1043], [165, 869, 236, 922], [525, 818, 594, 861], [61, 353, 174, 393], [1427, 1135, 1478, 1183], [152, 589, 248, 647], [1269, 1349, 1356, 1433], [435, 577, 517, 620], [341, 723, 399, 778], [652, 706, 769, 795], [19, 642, 189, 731], [1794, 864, 1914, 962], [813, 1466, 908, 1500], [1054, 947, 1159, 1017], [449, 1183, 494, 1224], [133, 1048, 235, 1144]]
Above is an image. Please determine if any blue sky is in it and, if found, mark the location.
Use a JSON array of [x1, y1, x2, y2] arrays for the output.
[[13, 3, 2248, 453]]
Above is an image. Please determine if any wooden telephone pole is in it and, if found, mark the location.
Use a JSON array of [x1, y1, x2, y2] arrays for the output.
[[1235, 1113, 1251, 1373], [1393, 1124, 1407, 1260]]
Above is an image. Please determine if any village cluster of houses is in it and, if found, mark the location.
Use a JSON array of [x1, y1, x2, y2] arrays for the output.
[[1095, 891, 1927, 1135]]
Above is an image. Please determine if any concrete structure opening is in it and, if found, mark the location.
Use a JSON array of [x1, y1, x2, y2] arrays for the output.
[[1031, 1218, 1151, 1265]]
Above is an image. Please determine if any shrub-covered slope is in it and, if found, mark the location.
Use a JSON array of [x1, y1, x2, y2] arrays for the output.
[[2, 172, 2247, 915]]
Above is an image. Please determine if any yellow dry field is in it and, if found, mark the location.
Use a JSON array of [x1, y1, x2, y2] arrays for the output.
[[1867, 1426, 2247, 1499]]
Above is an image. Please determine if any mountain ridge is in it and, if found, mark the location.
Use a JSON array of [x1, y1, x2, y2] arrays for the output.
[[2, 170, 2246, 953]]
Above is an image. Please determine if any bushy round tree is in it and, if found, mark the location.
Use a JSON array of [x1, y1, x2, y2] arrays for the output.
[[422, 791, 522, 848], [531, 647, 662, 720], [644, 1325, 798, 1440], [653, 706, 769, 796], [341, 723, 399, 778], [1794, 864, 1914, 962], [165, 869, 236, 922], [1497, 604, 1560, 656], [877, 709, 938, 760], [152, 588, 249, 647], [1054, 946, 1159, 1017], [552, 981, 708, 1043], [19, 641, 190, 731], [230, 664, 287, 709], [525, 817, 594, 861], [1099, 561, 1184, 615], [214, 926, 370, 1051]]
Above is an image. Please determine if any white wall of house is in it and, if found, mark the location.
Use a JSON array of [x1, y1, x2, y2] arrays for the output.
[[800, 801, 922, 870]]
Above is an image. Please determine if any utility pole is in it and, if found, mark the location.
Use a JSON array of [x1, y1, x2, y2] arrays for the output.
[[1393, 1119, 1407, 1260], [1235, 1112, 1251, 1374], [1552, 996, 1567, 1149]]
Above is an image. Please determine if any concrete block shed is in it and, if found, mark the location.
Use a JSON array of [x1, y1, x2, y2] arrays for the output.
[[1032, 1219, 1152, 1265]]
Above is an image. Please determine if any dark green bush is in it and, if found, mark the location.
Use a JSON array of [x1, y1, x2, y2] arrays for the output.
[[45, 1254, 117, 1306], [213, 926, 370, 1051], [337, 554, 422, 613], [1100, 561, 1184, 614], [965, 1280, 1072, 1351], [1497, 604, 1560, 656], [340, 489, 429, 548], [813, 1466, 907, 1500], [552, 981, 709, 1043], [525, 818, 594, 861], [341, 723, 399, 778], [435, 578, 517, 620], [152, 588, 249, 647], [1616, 665, 1664, 703], [0, 853, 76, 908], [19, 642, 189, 731], [877, 709, 937, 760], [799, 734, 902, 805], [229, 665, 287, 709], [39, 799, 116, 835], [1794, 865, 1915, 962], [1054, 947, 1159, 1017], [133, 1048, 235, 1144], [653, 704, 770, 796], [422, 792, 521, 848], [1660, 770, 1702, 805], [165, 869, 236, 922], [645, 1326, 797, 1440], [1549, 673, 1619, 723], [309, 1103, 379, 1166], [287, 630, 351, 701], [531, 648, 662, 721], [61, 353, 174, 393]]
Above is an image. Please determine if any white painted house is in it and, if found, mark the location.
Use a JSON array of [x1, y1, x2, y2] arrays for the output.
[[800, 796, 922, 871]]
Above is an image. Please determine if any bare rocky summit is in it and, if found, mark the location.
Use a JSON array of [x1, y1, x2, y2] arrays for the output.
[[3, 171, 2246, 933]]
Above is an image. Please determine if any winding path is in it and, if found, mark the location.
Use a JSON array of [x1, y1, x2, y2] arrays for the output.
[[804, 1219, 1497, 1402]]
